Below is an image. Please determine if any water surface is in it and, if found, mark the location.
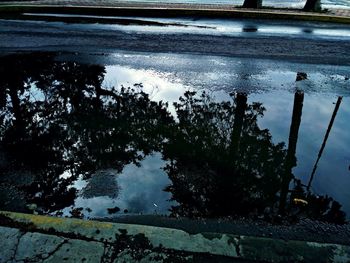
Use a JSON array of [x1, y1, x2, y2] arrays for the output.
[[0, 52, 349, 223]]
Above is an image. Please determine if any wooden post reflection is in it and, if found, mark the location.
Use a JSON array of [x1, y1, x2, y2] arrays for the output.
[[307, 96, 343, 192], [230, 92, 248, 161], [279, 90, 304, 214]]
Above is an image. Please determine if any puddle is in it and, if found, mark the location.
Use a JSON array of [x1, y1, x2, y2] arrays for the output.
[[0, 52, 349, 223]]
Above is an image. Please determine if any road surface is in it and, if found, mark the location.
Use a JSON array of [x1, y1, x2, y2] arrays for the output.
[[1, 16, 350, 65]]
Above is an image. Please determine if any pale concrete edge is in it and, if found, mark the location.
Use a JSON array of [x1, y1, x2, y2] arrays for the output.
[[1, 211, 350, 262]]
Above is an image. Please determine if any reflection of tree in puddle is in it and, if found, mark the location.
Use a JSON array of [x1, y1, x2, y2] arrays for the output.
[[0, 53, 172, 214], [163, 90, 346, 223], [163, 91, 287, 218], [0, 53, 78, 213], [0, 53, 346, 223]]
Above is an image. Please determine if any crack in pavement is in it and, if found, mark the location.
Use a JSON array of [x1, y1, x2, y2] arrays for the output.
[[7, 230, 26, 263], [40, 239, 68, 262], [100, 243, 114, 263], [11, 233, 67, 263]]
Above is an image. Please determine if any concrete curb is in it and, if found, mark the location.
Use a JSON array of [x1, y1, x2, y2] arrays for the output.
[[1, 4, 350, 24], [1, 211, 350, 262]]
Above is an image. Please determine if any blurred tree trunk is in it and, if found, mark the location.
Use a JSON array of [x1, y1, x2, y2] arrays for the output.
[[229, 93, 247, 161], [303, 0, 321, 12], [243, 0, 262, 8], [279, 91, 304, 214]]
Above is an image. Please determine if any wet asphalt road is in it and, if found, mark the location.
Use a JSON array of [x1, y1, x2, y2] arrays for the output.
[[1, 17, 350, 65]]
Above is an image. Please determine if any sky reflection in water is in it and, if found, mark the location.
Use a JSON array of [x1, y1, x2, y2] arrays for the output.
[[62, 153, 175, 218]]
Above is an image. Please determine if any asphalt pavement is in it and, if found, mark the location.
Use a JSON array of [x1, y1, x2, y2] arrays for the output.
[[1, 16, 350, 66]]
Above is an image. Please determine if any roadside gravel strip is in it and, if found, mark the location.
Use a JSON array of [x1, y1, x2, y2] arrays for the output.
[[1, 211, 350, 262]]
